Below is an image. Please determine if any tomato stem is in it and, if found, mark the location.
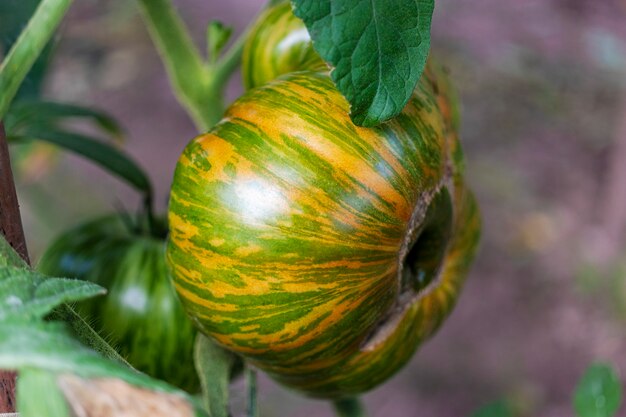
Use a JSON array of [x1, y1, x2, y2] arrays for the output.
[[136, 0, 217, 131], [194, 334, 237, 417], [333, 397, 368, 417], [245, 367, 258, 417], [136, 0, 282, 132], [141, 187, 160, 238]]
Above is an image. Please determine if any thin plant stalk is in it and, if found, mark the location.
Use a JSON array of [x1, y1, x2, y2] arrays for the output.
[[136, 0, 278, 132], [333, 397, 368, 417], [246, 367, 258, 417]]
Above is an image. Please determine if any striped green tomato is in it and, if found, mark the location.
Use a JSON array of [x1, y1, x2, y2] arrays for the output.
[[167, 4, 480, 398], [38, 215, 199, 393]]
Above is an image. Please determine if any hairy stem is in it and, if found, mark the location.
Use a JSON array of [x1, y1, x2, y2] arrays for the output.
[[0, 0, 73, 121], [48, 304, 131, 366], [333, 397, 368, 417], [135, 0, 221, 131]]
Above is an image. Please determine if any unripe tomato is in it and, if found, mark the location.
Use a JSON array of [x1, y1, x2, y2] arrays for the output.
[[167, 4, 480, 398], [38, 215, 199, 393]]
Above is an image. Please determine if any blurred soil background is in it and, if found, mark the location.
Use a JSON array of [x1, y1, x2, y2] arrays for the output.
[[5, 0, 626, 416]]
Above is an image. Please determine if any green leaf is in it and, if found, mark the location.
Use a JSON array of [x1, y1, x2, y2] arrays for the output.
[[0, 0, 55, 102], [0, 265, 105, 321], [194, 333, 237, 417], [0, 235, 126, 363], [292, 0, 434, 127], [48, 303, 130, 365], [9, 127, 152, 195], [206, 21, 233, 63], [471, 400, 514, 417], [0, 233, 27, 268], [0, 321, 209, 417], [574, 363, 623, 417], [17, 368, 70, 417], [0, 0, 73, 120], [5, 100, 124, 140]]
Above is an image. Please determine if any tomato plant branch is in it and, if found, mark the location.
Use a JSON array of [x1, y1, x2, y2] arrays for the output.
[[136, 0, 279, 131], [0, 124, 29, 264], [0, 122, 20, 412], [194, 334, 237, 417], [245, 367, 258, 417], [212, 33, 247, 93], [0, 0, 73, 121], [332, 398, 368, 417], [135, 0, 219, 131], [1, 121, 133, 410]]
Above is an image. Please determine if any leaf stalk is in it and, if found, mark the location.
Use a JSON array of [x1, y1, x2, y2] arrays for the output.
[[0, 0, 73, 121]]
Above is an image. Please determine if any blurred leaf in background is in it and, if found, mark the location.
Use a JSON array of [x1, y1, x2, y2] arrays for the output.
[[574, 363, 622, 417], [471, 400, 515, 417]]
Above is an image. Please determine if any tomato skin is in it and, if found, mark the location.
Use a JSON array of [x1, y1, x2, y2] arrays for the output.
[[242, 3, 325, 90], [38, 216, 199, 393], [167, 4, 480, 398]]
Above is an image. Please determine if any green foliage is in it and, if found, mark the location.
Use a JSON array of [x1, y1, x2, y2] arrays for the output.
[[194, 334, 238, 417], [0, 0, 141, 199], [0, 266, 105, 322], [8, 127, 152, 196], [0, 236, 128, 363], [5, 101, 124, 140], [0, 232, 27, 268], [0, 322, 210, 416], [292, 0, 434, 127], [136, 0, 222, 130], [0, 0, 53, 102], [17, 368, 69, 417], [0, 234, 209, 416], [4, 99, 146, 204], [574, 363, 623, 417], [1, 0, 145, 202], [38, 215, 198, 392], [0, 0, 72, 120], [206, 21, 233, 63]]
